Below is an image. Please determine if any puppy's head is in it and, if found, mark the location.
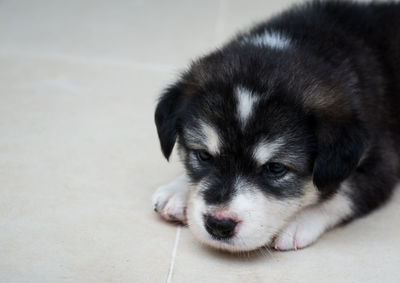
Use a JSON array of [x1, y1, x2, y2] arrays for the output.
[[155, 46, 367, 252]]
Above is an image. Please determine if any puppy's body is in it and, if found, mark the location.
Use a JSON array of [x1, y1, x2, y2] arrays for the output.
[[152, 1, 400, 252]]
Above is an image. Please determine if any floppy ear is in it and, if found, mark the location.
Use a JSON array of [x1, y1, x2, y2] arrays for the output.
[[312, 118, 368, 195], [154, 82, 185, 160]]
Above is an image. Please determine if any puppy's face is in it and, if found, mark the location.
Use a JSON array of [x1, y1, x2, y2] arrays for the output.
[[179, 85, 318, 251], [155, 48, 366, 251]]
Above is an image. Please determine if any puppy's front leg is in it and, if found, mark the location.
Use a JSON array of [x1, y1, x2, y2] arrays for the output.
[[274, 186, 354, 250], [152, 175, 188, 224]]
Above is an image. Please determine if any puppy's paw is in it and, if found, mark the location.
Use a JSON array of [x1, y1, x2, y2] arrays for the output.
[[273, 190, 353, 251], [273, 215, 324, 251], [152, 175, 188, 224]]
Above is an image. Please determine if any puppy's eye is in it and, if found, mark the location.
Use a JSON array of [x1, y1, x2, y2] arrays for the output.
[[196, 150, 212, 162], [265, 162, 287, 177]]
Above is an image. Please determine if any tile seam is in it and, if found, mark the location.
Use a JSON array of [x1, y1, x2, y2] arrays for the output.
[[166, 225, 181, 283]]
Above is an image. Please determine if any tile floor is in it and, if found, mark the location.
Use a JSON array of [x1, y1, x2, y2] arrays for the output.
[[0, 0, 399, 282]]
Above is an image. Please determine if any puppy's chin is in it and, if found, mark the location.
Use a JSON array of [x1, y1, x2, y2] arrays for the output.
[[186, 181, 319, 252]]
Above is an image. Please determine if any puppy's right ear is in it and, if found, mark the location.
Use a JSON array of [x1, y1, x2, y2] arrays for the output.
[[155, 82, 185, 160]]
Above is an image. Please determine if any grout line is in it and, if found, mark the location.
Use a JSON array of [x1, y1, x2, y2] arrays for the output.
[[166, 225, 181, 283], [214, 0, 229, 44]]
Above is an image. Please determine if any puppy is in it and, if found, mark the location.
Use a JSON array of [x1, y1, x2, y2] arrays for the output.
[[152, 1, 400, 252]]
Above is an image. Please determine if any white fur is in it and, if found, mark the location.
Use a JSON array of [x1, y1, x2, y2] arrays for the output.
[[252, 138, 284, 165], [235, 86, 259, 128], [274, 182, 354, 250], [200, 122, 221, 155], [247, 30, 290, 49], [186, 177, 319, 252], [152, 175, 189, 223]]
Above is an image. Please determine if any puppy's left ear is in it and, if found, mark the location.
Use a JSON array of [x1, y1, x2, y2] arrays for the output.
[[312, 118, 368, 195], [155, 82, 186, 160]]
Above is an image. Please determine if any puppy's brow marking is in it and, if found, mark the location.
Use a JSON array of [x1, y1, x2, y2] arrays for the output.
[[235, 86, 259, 128], [252, 139, 284, 165], [200, 121, 221, 155], [247, 30, 291, 49], [182, 121, 221, 154]]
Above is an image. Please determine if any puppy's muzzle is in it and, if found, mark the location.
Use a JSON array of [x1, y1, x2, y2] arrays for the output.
[[203, 211, 239, 240]]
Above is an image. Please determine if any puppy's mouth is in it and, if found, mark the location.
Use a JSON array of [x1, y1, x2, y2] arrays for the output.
[[188, 202, 276, 252], [198, 215, 272, 252], [197, 210, 283, 253]]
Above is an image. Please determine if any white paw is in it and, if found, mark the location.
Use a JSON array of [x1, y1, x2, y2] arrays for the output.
[[273, 190, 353, 251], [152, 175, 188, 224], [273, 214, 325, 251]]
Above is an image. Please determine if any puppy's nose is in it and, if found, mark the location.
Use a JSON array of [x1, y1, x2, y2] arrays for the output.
[[204, 214, 238, 239]]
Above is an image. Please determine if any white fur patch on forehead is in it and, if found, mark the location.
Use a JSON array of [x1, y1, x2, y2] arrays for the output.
[[235, 86, 259, 128], [246, 30, 290, 49], [200, 121, 221, 155], [252, 138, 284, 165]]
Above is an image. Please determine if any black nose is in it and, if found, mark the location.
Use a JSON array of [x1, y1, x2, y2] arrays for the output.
[[204, 215, 237, 239]]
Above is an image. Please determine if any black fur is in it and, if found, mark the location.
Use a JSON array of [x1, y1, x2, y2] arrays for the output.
[[155, 1, 400, 220]]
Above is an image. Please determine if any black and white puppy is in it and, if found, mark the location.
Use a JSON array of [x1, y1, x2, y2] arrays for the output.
[[152, 1, 400, 252]]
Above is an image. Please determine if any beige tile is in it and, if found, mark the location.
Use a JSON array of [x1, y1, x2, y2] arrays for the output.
[[172, 188, 400, 283], [0, 56, 183, 282], [0, 0, 220, 67], [216, 0, 302, 44], [1, 0, 400, 282]]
